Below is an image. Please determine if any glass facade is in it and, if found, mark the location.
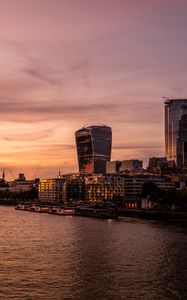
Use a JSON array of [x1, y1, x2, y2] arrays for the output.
[[177, 114, 187, 168], [165, 99, 187, 162], [75, 125, 112, 174]]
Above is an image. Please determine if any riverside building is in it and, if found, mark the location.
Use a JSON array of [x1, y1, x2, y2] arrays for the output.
[[38, 173, 174, 206], [123, 175, 175, 197], [38, 176, 69, 205], [38, 174, 123, 205], [75, 124, 112, 174]]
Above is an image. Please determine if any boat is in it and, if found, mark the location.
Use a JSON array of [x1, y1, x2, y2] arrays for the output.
[[15, 204, 30, 211], [28, 205, 49, 213], [58, 208, 75, 215], [75, 206, 118, 219], [40, 207, 49, 213], [29, 205, 41, 213], [48, 206, 59, 214], [48, 206, 75, 215]]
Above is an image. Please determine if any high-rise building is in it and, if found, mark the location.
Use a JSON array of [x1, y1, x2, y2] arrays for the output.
[[177, 114, 187, 169], [75, 124, 112, 174], [165, 99, 187, 162]]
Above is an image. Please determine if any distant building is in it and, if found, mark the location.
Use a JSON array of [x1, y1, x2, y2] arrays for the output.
[[165, 99, 187, 162], [147, 157, 176, 175], [0, 170, 8, 187], [106, 161, 122, 174], [147, 157, 166, 173], [177, 114, 187, 170], [120, 160, 143, 174], [14, 173, 26, 182], [8, 174, 40, 192], [106, 160, 143, 174], [75, 124, 112, 174]]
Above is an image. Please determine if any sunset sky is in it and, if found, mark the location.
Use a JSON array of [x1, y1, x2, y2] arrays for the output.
[[0, 0, 187, 180]]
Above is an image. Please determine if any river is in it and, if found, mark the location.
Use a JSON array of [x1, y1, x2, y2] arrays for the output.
[[0, 206, 187, 300]]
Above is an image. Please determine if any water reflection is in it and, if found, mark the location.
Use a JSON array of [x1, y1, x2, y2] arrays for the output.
[[0, 207, 187, 300]]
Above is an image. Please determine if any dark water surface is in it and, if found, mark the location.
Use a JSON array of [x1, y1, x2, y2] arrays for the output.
[[0, 206, 187, 300]]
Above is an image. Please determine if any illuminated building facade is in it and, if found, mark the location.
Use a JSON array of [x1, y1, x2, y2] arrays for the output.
[[38, 173, 175, 207], [84, 174, 123, 203], [38, 174, 123, 205], [165, 99, 187, 162], [38, 177, 68, 204], [75, 125, 112, 174]]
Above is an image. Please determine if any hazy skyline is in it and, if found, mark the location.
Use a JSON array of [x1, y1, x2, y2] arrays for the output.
[[0, 0, 187, 179]]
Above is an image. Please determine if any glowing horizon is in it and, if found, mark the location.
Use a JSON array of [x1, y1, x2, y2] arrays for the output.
[[0, 0, 187, 180]]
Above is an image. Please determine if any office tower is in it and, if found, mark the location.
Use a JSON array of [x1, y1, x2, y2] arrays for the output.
[[165, 99, 187, 162], [75, 124, 112, 174], [177, 114, 187, 168]]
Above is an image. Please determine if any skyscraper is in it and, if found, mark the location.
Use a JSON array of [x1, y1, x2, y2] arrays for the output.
[[177, 114, 187, 168], [75, 124, 112, 174], [165, 99, 187, 162]]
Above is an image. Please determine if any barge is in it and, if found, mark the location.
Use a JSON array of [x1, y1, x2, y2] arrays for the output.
[[75, 206, 118, 219]]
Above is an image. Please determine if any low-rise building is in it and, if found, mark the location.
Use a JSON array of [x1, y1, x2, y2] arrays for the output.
[[123, 174, 175, 197], [38, 176, 69, 204], [38, 172, 175, 206], [38, 174, 124, 205], [106, 159, 143, 174], [147, 157, 176, 175]]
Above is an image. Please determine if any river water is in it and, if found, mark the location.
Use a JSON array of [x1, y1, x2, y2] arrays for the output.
[[0, 206, 187, 300]]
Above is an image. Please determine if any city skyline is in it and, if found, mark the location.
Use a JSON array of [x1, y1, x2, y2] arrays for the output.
[[1, 0, 187, 179]]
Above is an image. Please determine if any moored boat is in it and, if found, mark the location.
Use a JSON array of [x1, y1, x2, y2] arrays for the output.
[[55, 208, 75, 216], [48, 207, 59, 214], [75, 206, 118, 219], [40, 207, 49, 213], [28, 205, 49, 213], [29, 205, 41, 213], [15, 204, 30, 211]]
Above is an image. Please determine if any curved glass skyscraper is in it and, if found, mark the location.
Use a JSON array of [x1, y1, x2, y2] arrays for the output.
[[75, 125, 112, 174]]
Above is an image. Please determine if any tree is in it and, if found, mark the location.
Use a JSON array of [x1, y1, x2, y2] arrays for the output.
[[141, 181, 158, 198], [162, 189, 177, 209], [149, 188, 165, 205]]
